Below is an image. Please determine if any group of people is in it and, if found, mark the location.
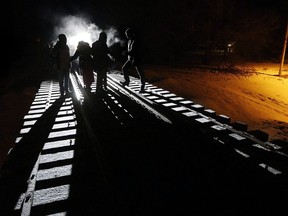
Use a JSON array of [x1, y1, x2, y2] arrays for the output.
[[50, 28, 146, 97]]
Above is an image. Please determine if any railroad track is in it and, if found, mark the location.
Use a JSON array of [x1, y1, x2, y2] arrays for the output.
[[1, 69, 288, 215]]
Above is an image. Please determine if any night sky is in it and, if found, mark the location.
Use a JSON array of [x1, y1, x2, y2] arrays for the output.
[[5, 0, 288, 74], [9, 0, 287, 34]]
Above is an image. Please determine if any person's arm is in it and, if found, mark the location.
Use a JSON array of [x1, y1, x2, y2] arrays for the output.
[[105, 45, 115, 61], [70, 50, 79, 61], [49, 42, 59, 58], [122, 40, 130, 56], [127, 40, 136, 56]]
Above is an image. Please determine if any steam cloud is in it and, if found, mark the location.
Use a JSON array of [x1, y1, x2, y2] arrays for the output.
[[52, 15, 124, 54]]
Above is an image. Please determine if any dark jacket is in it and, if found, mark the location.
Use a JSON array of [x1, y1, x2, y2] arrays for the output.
[[50, 41, 70, 70], [91, 40, 113, 70], [70, 41, 93, 69]]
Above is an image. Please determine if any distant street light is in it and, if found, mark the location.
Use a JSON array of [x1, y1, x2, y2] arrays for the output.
[[279, 21, 288, 76]]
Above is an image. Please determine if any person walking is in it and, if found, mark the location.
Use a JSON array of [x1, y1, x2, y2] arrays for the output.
[[121, 28, 146, 93], [70, 41, 94, 93], [91, 31, 114, 94], [50, 33, 71, 96]]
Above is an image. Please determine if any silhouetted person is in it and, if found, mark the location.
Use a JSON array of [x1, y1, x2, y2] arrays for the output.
[[91, 32, 114, 94], [70, 41, 94, 93], [121, 28, 146, 93], [50, 33, 71, 96]]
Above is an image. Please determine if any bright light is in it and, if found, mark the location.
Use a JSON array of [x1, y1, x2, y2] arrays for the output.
[[52, 15, 125, 54], [69, 32, 92, 49]]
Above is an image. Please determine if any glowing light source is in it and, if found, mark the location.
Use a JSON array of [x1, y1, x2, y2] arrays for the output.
[[68, 32, 92, 48], [52, 15, 125, 54]]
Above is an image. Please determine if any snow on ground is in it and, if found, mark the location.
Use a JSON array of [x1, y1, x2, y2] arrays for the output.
[[145, 62, 288, 142], [0, 62, 287, 168]]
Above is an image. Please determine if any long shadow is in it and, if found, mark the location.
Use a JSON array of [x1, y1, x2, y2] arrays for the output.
[[0, 96, 66, 214], [85, 91, 288, 215]]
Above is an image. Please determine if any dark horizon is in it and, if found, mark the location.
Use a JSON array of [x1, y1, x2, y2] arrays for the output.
[[6, 0, 288, 74]]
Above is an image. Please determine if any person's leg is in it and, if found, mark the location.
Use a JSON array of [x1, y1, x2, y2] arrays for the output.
[[96, 70, 104, 93], [64, 69, 70, 94], [83, 68, 93, 92], [58, 69, 65, 95], [82, 69, 87, 89], [103, 69, 108, 90], [121, 60, 131, 85], [135, 65, 146, 92]]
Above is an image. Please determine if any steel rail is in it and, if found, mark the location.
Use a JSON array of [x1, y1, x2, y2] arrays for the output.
[[103, 71, 288, 176], [1, 68, 287, 215]]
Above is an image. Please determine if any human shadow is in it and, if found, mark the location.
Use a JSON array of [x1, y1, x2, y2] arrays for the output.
[[0, 96, 66, 214]]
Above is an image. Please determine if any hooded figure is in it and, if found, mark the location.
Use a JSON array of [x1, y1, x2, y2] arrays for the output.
[[92, 32, 114, 93], [70, 41, 94, 92], [121, 28, 146, 93], [50, 33, 71, 96]]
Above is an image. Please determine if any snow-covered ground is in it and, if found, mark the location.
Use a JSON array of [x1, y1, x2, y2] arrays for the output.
[[145, 62, 288, 142], [1, 62, 287, 168]]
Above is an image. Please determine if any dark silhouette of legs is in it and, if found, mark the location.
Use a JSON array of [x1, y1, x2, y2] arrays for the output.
[[59, 69, 69, 96], [121, 60, 146, 92], [121, 60, 131, 85]]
